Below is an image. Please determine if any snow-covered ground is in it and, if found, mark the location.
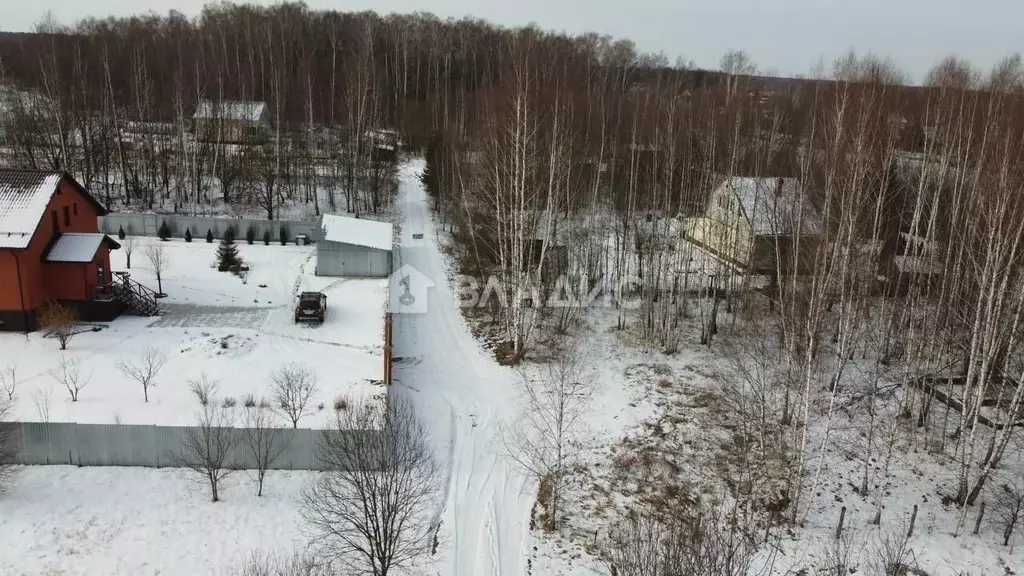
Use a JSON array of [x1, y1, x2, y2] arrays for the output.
[[3, 237, 387, 427], [0, 466, 312, 576]]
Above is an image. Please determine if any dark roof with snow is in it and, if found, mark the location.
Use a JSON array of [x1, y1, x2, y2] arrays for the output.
[[0, 169, 107, 249]]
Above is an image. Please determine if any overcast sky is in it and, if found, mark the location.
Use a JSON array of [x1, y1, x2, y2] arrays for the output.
[[4, 0, 1019, 81]]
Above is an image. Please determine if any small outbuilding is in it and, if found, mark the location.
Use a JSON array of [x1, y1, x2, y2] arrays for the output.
[[316, 214, 393, 278]]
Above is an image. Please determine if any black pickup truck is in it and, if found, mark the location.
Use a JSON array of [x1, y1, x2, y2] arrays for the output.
[[294, 291, 327, 323]]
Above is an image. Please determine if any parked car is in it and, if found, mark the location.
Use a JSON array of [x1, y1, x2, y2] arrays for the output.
[[295, 291, 327, 323]]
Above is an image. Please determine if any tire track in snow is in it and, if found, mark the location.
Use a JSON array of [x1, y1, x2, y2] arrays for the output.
[[392, 159, 531, 576]]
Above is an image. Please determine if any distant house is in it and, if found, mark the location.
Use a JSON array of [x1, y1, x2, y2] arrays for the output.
[[316, 214, 393, 278], [192, 100, 270, 143], [0, 170, 125, 331], [684, 176, 822, 274]]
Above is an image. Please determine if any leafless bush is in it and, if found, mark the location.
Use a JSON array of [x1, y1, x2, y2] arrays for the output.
[[175, 403, 237, 502], [38, 301, 79, 350], [604, 504, 761, 576], [332, 395, 347, 412], [118, 346, 168, 402], [995, 481, 1024, 547], [503, 339, 592, 531], [822, 528, 862, 576], [243, 393, 257, 408], [242, 405, 288, 496], [302, 396, 440, 576], [32, 387, 51, 423], [0, 365, 16, 401], [869, 524, 917, 576], [49, 355, 90, 402], [0, 390, 17, 489], [223, 396, 237, 408], [271, 363, 317, 428], [226, 550, 329, 576], [189, 374, 219, 406]]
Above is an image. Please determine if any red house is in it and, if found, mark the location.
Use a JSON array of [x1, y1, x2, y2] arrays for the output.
[[0, 169, 131, 331]]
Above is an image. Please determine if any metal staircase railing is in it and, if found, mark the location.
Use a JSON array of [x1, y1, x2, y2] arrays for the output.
[[104, 271, 160, 316]]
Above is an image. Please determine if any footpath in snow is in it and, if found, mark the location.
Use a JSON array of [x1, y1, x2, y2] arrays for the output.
[[390, 159, 535, 576]]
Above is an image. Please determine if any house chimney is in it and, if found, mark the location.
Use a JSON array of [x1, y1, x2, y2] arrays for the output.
[[775, 178, 784, 197]]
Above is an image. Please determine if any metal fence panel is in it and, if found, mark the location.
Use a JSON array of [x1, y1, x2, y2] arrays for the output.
[[3, 422, 361, 471], [98, 214, 320, 243]]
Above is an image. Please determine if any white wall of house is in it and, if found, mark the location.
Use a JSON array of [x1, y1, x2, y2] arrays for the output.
[[683, 181, 753, 267]]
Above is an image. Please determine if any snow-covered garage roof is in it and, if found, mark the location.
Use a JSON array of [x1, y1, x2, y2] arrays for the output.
[[46, 233, 120, 263], [320, 214, 393, 251], [0, 170, 64, 249]]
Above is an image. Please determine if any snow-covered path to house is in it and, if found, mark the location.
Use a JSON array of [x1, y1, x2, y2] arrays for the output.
[[390, 159, 534, 576]]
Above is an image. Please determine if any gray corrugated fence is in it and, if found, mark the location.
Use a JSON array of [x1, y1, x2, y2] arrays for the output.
[[2, 422, 369, 470], [98, 213, 320, 243]]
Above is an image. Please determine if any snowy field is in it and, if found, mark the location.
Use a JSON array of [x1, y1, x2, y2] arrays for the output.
[[2, 237, 387, 427], [0, 466, 312, 576]]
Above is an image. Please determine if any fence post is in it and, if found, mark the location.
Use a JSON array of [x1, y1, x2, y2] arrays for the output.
[[908, 504, 918, 538], [836, 506, 847, 540]]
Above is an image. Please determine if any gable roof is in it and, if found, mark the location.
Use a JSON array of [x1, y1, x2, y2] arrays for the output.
[[46, 233, 120, 263], [193, 100, 268, 122], [724, 177, 822, 236], [320, 214, 393, 251], [0, 170, 108, 250]]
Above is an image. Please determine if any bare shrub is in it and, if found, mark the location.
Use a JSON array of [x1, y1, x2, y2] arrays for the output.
[[242, 405, 288, 496], [243, 393, 257, 408], [189, 374, 219, 406], [995, 480, 1024, 546], [869, 524, 917, 576], [38, 301, 79, 350], [271, 363, 317, 428], [32, 387, 51, 423], [604, 504, 761, 576], [302, 396, 441, 575], [227, 550, 328, 576], [502, 340, 592, 531], [223, 396, 237, 408], [175, 403, 237, 502], [0, 365, 16, 401], [332, 396, 347, 412], [49, 355, 90, 402], [0, 389, 16, 489], [118, 346, 168, 402]]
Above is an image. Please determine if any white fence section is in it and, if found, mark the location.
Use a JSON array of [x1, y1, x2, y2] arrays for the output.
[[2, 421, 371, 470], [98, 213, 321, 243]]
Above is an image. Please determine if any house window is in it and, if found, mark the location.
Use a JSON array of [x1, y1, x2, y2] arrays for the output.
[[73, 203, 78, 215], [63, 206, 70, 227], [51, 210, 59, 232]]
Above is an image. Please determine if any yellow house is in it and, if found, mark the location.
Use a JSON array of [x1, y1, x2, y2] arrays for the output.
[[684, 177, 821, 273]]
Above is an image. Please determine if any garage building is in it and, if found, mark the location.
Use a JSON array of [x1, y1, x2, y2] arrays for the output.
[[316, 214, 393, 277]]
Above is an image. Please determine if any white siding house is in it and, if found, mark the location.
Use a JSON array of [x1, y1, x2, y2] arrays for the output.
[[684, 177, 822, 272]]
